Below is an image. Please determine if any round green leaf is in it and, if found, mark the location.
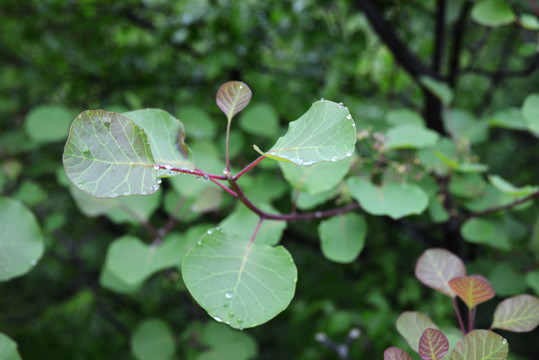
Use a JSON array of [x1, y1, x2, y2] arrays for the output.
[[182, 228, 297, 329], [488, 174, 539, 196], [419, 77, 454, 106], [491, 294, 539, 332], [177, 106, 217, 140], [0, 197, 44, 281], [199, 322, 258, 360], [347, 178, 429, 219], [0, 333, 22, 360], [520, 14, 539, 30], [124, 109, 193, 177], [24, 105, 74, 143], [130, 319, 176, 360], [385, 125, 439, 149], [488, 108, 528, 130], [279, 157, 351, 194], [386, 109, 424, 127], [526, 271, 539, 296], [461, 218, 511, 250], [318, 213, 367, 263], [239, 103, 279, 138], [255, 100, 357, 165], [489, 263, 527, 296], [63, 110, 159, 198], [471, 0, 516, 27], [522, 93, 539, 135], [449, 330, 508, 360]]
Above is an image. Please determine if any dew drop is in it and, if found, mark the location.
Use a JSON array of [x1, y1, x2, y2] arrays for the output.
[[123, 192, 131, 196], [30, 259, 37, 266], [239, 85, 243, 89], [315, 332, 327, 342], [202, 174, 210, 182], [141, 191, 148, 195], [151, 184, 159, 191], [212, 315, 223, 323], [330, 156, 339, 162], [207, 229, 214, 235], [153, 165, 160, 170], [352, 122, 356, 127], [228, 312, 235, 317], [197, 239, 202, 245], [320, 98, 325, 102], [157, 178, 162, 184], [225, 292, 233, 299], [167, 171, 174, 176], [298, 158, 305, 164], [315, 211, 322, 218], [223, 168, 230, 175], [346, 114, 352, 120], [502, 338, 507, 345], [164, 164, 173, 170], [109, 193, 119, 198], [346, 152, 353, 156], [338, 102, 344, 107]]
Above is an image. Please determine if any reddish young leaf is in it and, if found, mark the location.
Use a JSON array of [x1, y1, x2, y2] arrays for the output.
[[449, 330, 508, 360], [491, 294, 539, 332], [396, 311, 439, 353], [384, 347, 414, 360], [415, 248, 466, 298], [216, 81, 252, 120], [418, 328, 449, 360], [448, 275, 495, 309]]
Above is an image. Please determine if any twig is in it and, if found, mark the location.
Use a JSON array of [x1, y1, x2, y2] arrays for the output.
[[315, 328, 361, 360]]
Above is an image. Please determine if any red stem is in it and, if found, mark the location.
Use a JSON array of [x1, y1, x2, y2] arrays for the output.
[[233, 156, 265, 180], [468, 306, 476, 333], [452, 297, 466, 335]]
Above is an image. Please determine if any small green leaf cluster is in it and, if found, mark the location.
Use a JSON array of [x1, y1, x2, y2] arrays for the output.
[[385, 248, 539, 360]]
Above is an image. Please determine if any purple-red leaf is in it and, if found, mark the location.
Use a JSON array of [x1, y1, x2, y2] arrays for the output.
[[418, 328, 449, 360], [491, 294, 539, 332], [449, 275, 495, 309], [216, 81, 252, 120], [415, 248, 466, 298], [396, 311, 439, 353], [449, 330, 508, 360], [384, 347, 414, 360]]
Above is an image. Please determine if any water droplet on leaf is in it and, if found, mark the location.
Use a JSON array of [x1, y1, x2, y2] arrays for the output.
[[502, 338, 507, 345], [225, 292, 233, 299], [202, 174, 209, 182], [30, 259, 37, 266], [164, 164, 173, 170], [157, 178, 162, 184], [109, 193, 119, 198], [123, 192, 131, 196], [207, 229, 213, 235], [346, 152, 353, 156], [151, 184, 159, 191], [153, 165, 160, 170], [338, 102, 344, 107], [212, 316, 223, 323], [346, 114, 352, 120], [320, 98, 325, 102]]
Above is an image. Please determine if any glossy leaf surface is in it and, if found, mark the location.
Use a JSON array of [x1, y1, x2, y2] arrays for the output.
[[471, 0, 516, 27], [415, 248, 466, 298], [124, 109, 193, 177], [449, 330, 508, 360], [449, 275, 495, 309], [216, 81, 252, 120], [279, 156, 351, 194], [63, 110, 158, 198], [255, 100, 356, 165], [0, 197, 44, 281], [396, 311, 439, 353], [418, 328, 449, 360], [491, 294, 539, 332], [488, 175, 538, 196], [130, 319, 176, 360], [318, 213, 367, 263], [182, 228, 297, 329], [384, 347, 413, 360], [348, 178, 428, 219]]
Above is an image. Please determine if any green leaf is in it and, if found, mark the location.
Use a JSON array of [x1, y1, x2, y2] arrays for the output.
[[216, 81, 252, 120], [182, 228, 297, 329], [124, 109, 193, 176], [384, 347, 413, 360], [69, 185, 161, 224], [415, 248, 466, 298], [449, 330, 508, 360], [396, 311, 439, 353], [218, 204, 287, 246], [63, 110, 159, 198], [491, 294, 539, 332], [0, 333, 22, 360], [347, 178, 429, 219], [279, 157, 351, 194], [254, 100, 356, 165], [386, 109, 425, 127], [177, 106, 217, 140], [448, 275, 495, 309], [103, 235, 184, 285], [13, 180, 48, 206], [417, 138, 457, 176], [295, 189, 334, 210], [520, 14, 539, 30], [471, 0, 516, 27], [0, 197, 44, 282], [488, 175, 539, 196], [199, 322, 258, 360], [385, 125, 439, 149], [489, 263, 527, 296], [419, 77, 454, 106], [130, 319, 176, 360], [443, 109, 488, 145], [24, 105, 74, 143], [522, 93, 539, 135], [418, 328, 449, 360], [318, 213, 367, 263], [488, 108, 528, 131], [526, 271, 539, 296], [239, 103, 279, 138], [461, 218, 511, 250]]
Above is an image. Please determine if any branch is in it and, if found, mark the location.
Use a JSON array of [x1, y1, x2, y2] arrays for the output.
[[464, 54, 539, 79], [465, 190, 539, 218], [448, 1, 474, 87], [433, 0, 447, 73]]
